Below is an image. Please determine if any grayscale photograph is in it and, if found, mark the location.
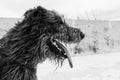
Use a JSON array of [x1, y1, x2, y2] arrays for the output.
[[0, 0, 120, 80]]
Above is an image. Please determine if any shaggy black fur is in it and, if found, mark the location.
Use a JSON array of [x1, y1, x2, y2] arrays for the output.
[[0, 6, 85, 80]]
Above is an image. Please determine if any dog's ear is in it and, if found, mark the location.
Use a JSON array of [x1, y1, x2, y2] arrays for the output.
[[24, 6, 47, 19], [24, 9, 34, 19]]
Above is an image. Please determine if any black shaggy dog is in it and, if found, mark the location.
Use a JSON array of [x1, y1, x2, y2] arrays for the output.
[[0, 6, 85, 80]]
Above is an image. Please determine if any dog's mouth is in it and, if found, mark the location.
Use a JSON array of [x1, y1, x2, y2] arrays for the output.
[[48, 38, 73, 68]]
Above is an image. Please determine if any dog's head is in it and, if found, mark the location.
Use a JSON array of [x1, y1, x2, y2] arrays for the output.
[[3, 6, 84, 68], [23, 6, 85, 68]]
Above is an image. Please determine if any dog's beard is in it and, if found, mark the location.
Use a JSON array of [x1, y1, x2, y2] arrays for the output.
[[52, 39, 73, 68], [46, 37, 73, 68]]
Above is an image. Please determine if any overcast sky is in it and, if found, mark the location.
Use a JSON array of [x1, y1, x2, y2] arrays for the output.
[[0, 0, 120, 20]]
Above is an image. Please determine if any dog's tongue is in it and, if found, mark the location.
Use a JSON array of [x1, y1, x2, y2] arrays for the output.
[[54, 39, 73, 68], [65, 50, 73, 68]]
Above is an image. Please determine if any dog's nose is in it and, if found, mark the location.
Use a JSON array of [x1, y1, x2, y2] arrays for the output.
[[80, 32, 85, 39]]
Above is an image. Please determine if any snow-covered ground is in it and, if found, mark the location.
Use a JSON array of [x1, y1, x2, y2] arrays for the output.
[[37, 52, 120, 80]]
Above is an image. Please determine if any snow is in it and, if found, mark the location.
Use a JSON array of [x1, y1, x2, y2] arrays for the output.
[[37, 52, 120, 80]]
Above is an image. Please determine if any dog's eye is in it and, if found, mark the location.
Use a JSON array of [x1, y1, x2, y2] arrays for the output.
[[59, 26, 67, 33]]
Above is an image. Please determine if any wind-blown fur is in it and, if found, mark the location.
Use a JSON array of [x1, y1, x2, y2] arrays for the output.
[[0, 6, 85, 80]]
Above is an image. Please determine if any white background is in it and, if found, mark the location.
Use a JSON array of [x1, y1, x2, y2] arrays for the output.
[[0, 0, 120, 20]]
